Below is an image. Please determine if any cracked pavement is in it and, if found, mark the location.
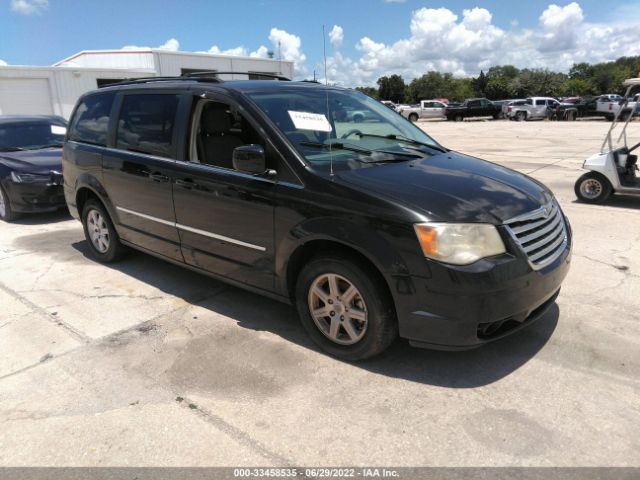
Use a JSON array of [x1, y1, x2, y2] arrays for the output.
[[0, 120, 639, 466]]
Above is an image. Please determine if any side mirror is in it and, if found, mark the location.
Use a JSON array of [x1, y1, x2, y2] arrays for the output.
[[232, 144, 268, 175]]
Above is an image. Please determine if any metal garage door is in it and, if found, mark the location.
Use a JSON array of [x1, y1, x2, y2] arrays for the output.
[[0, 78, 53, 115]]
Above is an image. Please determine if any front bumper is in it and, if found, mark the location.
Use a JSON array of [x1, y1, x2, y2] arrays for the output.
[[3, 179, 66, 213], [395, 230, 572, 350]]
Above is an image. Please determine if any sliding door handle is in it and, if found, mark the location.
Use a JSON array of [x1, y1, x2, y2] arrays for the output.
[[175, 178, 196, 189], [149, 172, 170, 183]]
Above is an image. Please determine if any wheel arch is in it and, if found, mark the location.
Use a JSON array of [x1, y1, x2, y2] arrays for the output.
[[74, 174, 117, 224], [284, 238, 396, 307]]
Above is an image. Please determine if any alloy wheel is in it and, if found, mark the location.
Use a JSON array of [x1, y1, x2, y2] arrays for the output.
[[307, 273, 368, 345], [0, 188, 6, 218], [87, 209, 110, 253]]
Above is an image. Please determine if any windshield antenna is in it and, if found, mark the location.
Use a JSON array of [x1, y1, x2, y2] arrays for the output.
[[323, 24, 334, 177]]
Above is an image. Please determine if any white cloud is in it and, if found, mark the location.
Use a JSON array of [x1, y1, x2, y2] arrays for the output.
[[0, 59, 7, 66], [538, 2, 584, 52], [329, 25, 344, 50], [10, 0, 47, 15], [268, 28, 307, 74], [157, 38, 180, 51], [203, 28, 306, 74], [250, 45, 271, 58], [320, 2, 640, 86], [208, 45, 249, 56], [122, 38, 180, 51]]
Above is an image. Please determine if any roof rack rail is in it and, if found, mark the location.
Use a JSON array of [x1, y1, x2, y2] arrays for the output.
[[99, 76, 223, 88], [182, 71, 291, 81]]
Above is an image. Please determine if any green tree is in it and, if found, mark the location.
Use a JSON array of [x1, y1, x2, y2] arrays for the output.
[[355, 86, 378, 99], [561, 78, 597, 97], [472, 70, 488, 96], [485, 76, 516, 100], [517, 69, 567, 97], [408, 71, 446, 102], [486, 65, 519, 80], [376, 75, 406, 103]]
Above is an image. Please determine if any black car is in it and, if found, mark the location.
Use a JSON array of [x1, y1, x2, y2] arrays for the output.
[[62, 76, 571, 360], [0, 115, 67, 221], [445, 98, 502, 121]]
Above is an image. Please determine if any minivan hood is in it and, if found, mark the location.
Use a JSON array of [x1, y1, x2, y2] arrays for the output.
[[0, 148, 62, 174], [336, 151, 552, 223]]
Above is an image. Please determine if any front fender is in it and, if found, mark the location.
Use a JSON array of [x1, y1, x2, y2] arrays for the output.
[[275, 215, 420, 298]]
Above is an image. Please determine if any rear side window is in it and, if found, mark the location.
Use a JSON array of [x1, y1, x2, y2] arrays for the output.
[[116, 94, 180, 158], [68, 93, 115, 146]]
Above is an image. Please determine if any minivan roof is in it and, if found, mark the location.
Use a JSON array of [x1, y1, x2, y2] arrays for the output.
[[94, 79, 346, 95]]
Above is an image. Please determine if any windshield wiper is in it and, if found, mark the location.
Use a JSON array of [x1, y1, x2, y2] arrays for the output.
[[300, 140, 423, 163], [0, 146, 25, 152], [30, 144, 63, 150], [299, 141, 372, 155], [356, 133, 448, 153]]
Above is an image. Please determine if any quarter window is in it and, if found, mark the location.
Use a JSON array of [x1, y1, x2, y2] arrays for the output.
[[68, 93, 115, 146], [116, 94, 179, 159]]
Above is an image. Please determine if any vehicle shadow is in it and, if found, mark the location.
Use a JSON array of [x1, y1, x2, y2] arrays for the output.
[[69, 239, 558, 389], [11, 208, 72, 225], [571, 195, 640, 210]]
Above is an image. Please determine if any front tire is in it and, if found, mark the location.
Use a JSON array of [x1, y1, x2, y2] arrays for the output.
[[574, 172, 612, 204], [295, 255, 397, 361], [81, 199, 127, 262], [0, 184, 20, 222]]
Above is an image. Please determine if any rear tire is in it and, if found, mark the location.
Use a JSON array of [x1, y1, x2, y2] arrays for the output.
[[0, 184, 20, 222], [408, 113, 419, 123], [574, 172, 612, 204], [81, 198, 127, 262], [515, 111, 526, 122], [295, 255, 397, 361], [454, 115, 463, 122]]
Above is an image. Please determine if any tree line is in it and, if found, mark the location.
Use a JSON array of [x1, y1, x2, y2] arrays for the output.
[[355, 56, 640, 104]]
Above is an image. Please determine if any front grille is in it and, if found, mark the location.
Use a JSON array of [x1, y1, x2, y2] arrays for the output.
[[504, 201, 567, 270]]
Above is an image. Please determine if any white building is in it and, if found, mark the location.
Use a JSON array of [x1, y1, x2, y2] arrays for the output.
[[0, 49, 294, 119]]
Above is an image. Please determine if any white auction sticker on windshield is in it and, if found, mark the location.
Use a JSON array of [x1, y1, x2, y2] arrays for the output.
[[51, 125, 66, 135], [288, 111, 332, 132]]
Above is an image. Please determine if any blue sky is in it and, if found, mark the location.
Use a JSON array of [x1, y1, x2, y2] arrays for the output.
[[1, 0, 639, 85]]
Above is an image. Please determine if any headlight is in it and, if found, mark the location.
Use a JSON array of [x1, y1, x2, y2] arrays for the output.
[[414, 223, 506, 265], [10, 171, 50, 183]]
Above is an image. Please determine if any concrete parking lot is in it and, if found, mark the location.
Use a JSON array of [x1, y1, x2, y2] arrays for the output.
[[0, 120, 638, 467]]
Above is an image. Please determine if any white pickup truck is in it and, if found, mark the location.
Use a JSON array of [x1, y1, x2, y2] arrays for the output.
[[399, 100, 447, 122], [595, 94, 637, 120], [506, 96, 579, 121]]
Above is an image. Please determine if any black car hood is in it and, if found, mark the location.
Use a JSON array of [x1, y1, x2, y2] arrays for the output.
[[0, 148, 62, 174], [335, 151, 552, 223]]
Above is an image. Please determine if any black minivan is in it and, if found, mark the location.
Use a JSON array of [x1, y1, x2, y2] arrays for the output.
[[63, 76, 571, 360]]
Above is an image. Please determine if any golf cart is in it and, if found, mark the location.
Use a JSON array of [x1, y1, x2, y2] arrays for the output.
[[574, 77, 640, 204]]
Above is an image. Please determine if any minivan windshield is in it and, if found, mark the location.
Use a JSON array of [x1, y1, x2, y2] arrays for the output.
[[247, 88, 443, 171], [0, 121, 67, 151]]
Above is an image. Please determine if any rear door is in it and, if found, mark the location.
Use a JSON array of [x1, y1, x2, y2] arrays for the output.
[[171, 92, 277, 291], [467, 99, 481, 116], [101, 91, 187, 261]]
